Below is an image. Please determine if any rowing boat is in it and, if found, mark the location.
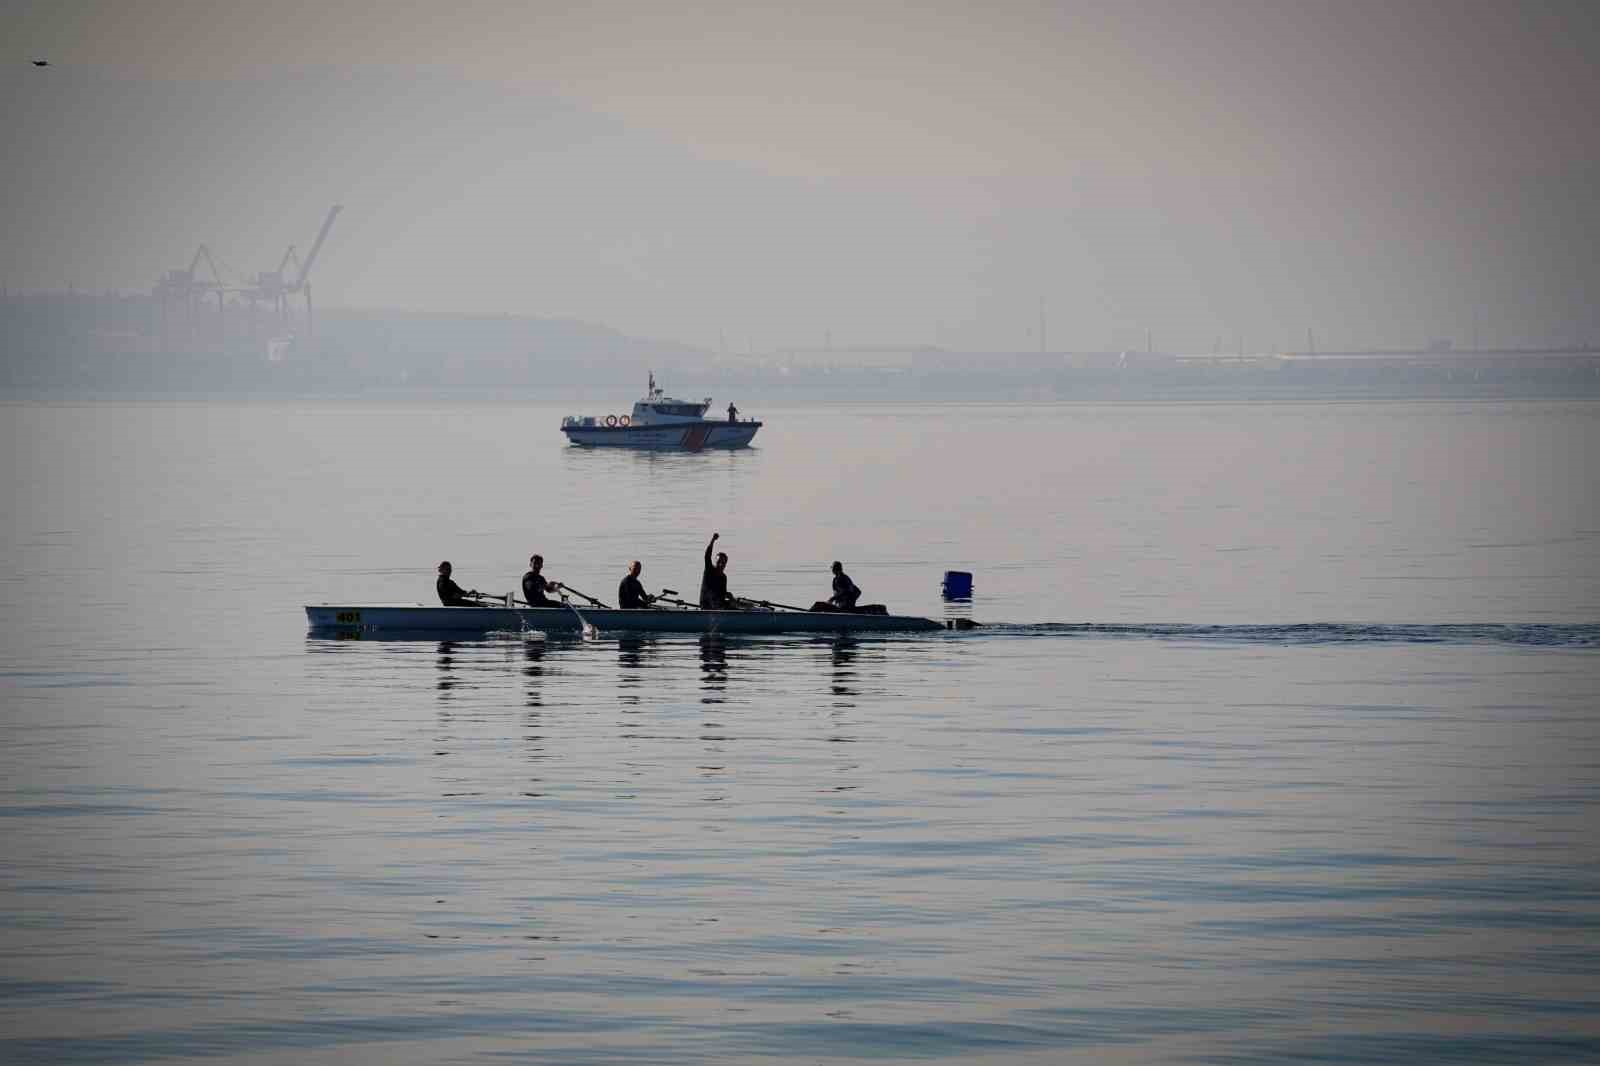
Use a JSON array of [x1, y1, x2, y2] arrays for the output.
[[305, 603, 946, 635]]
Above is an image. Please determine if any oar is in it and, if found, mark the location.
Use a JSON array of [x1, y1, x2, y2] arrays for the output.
[[558, 583, 611, 609], [654, 589, 699, 609], [749, 597, 811, 612], [507, 595, 591, 639], [510, 593, 581, 610], [568, 600, 599, 638]]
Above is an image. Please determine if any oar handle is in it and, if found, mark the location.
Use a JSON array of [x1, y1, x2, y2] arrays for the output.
[[754, 598, 810, 612], [559, 584, 611, 609]]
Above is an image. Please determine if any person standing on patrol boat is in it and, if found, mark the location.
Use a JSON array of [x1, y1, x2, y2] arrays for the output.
[[727, 402, 738, 423], [521, 554, 562, 607], [700, 532, 735, 608], [436, 561, 482, 606], [618, 560, 657, 609]]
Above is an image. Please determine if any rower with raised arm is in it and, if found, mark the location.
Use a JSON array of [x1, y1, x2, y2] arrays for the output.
[[436, 561, 481, 607], [829, 560, 861, 610], [521, 554, 562, 607], [699, 532, 735, 608], [618, 560, 657, 609]]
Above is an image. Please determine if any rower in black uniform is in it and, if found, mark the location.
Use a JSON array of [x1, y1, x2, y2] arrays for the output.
[[521, 554, 562, 607], [829, 560, 861, 610], [618, 560, 656, 609], [699, 532, 735, 608], [436, 561, 481, 606]]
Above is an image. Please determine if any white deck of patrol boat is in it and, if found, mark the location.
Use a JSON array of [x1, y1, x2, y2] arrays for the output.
[[305, 603, 946, 635]]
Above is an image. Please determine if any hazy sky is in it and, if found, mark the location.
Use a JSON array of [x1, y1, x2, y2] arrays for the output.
[[6, 0, 1598, 352]]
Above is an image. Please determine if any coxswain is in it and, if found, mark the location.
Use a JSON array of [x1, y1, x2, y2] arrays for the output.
[[521, 554, 562, 607], [727, 402, 738, 423], [829, 560, 861, 610], [618, 560, 656, 609], [699, 532, 735, 608], [436, 561, 480, 607]]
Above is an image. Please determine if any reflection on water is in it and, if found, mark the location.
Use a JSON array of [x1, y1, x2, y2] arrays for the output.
[[435, 639, 458, 696], [699, 634, 728, 704], [8, 626, 1598, 1066], [522, 641, 549, 781], [829, 634, 859, 705], [941, 599, 975, 628], [616, 634, 655, 706], [562, 442, 761, 475], [523, 638, 546, 707]]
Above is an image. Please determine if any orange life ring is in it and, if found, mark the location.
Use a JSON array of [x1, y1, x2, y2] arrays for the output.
[[618, 415, 631, 427], [605, 414, 618, 427]]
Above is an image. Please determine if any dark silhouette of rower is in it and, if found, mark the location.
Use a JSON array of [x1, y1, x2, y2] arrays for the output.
[[436, 561, 480, 606], [829, 561, 861, 610], [700, 532, 735, 608], [521, 554, 562, 607], [618, 560, 656, 609]]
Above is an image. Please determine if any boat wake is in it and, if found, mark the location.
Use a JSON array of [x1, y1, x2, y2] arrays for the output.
[[960, 622, 1600, 648]]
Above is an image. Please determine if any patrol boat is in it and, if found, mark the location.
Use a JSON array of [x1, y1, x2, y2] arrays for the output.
[[561, 374, 761, 450]]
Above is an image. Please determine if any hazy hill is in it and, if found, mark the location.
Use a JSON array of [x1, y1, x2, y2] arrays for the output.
[[0, 291, 712, 393]]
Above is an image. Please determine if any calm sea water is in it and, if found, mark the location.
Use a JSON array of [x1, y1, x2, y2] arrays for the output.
[[3, 398, 1598, 1064]]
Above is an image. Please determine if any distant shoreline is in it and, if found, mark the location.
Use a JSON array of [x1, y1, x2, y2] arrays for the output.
[[6, 380, 1599, 406]]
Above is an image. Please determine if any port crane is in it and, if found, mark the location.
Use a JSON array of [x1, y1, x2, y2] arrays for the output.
[[247, 245, 301, 319], [286, 204, 341, 338], [153, 244, 228, 343], [154, 244, 227, 312], [241, 204, 343, 338]]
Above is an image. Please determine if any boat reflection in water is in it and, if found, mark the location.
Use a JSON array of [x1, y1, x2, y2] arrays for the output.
[[699, 635, 728, 705], [696, 636, 732, 802], [829, 634, 859, 705], [436, 640, 458, 697], [523, 641, 550, 779], [308, 628, 900, 731], [304, 627, 903, 809], [617, 634, 657, 706], [524, 638, 547, 708]]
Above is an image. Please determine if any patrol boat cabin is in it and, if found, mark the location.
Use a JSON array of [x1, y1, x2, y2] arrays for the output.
[[561, 374, 761, 450]]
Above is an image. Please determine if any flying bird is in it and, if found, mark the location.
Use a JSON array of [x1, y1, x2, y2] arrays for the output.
[[32, 59, 50, 67]]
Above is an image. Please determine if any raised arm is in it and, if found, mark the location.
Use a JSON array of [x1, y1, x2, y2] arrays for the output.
[[705, 532, 719, 566]]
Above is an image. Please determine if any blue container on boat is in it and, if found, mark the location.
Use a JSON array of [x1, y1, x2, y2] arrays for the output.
[[942, 570, 973, 600]]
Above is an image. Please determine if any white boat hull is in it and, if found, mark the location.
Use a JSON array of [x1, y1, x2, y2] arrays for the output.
[[305, 603, 943, 635], [562, 421, 761, 450]]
